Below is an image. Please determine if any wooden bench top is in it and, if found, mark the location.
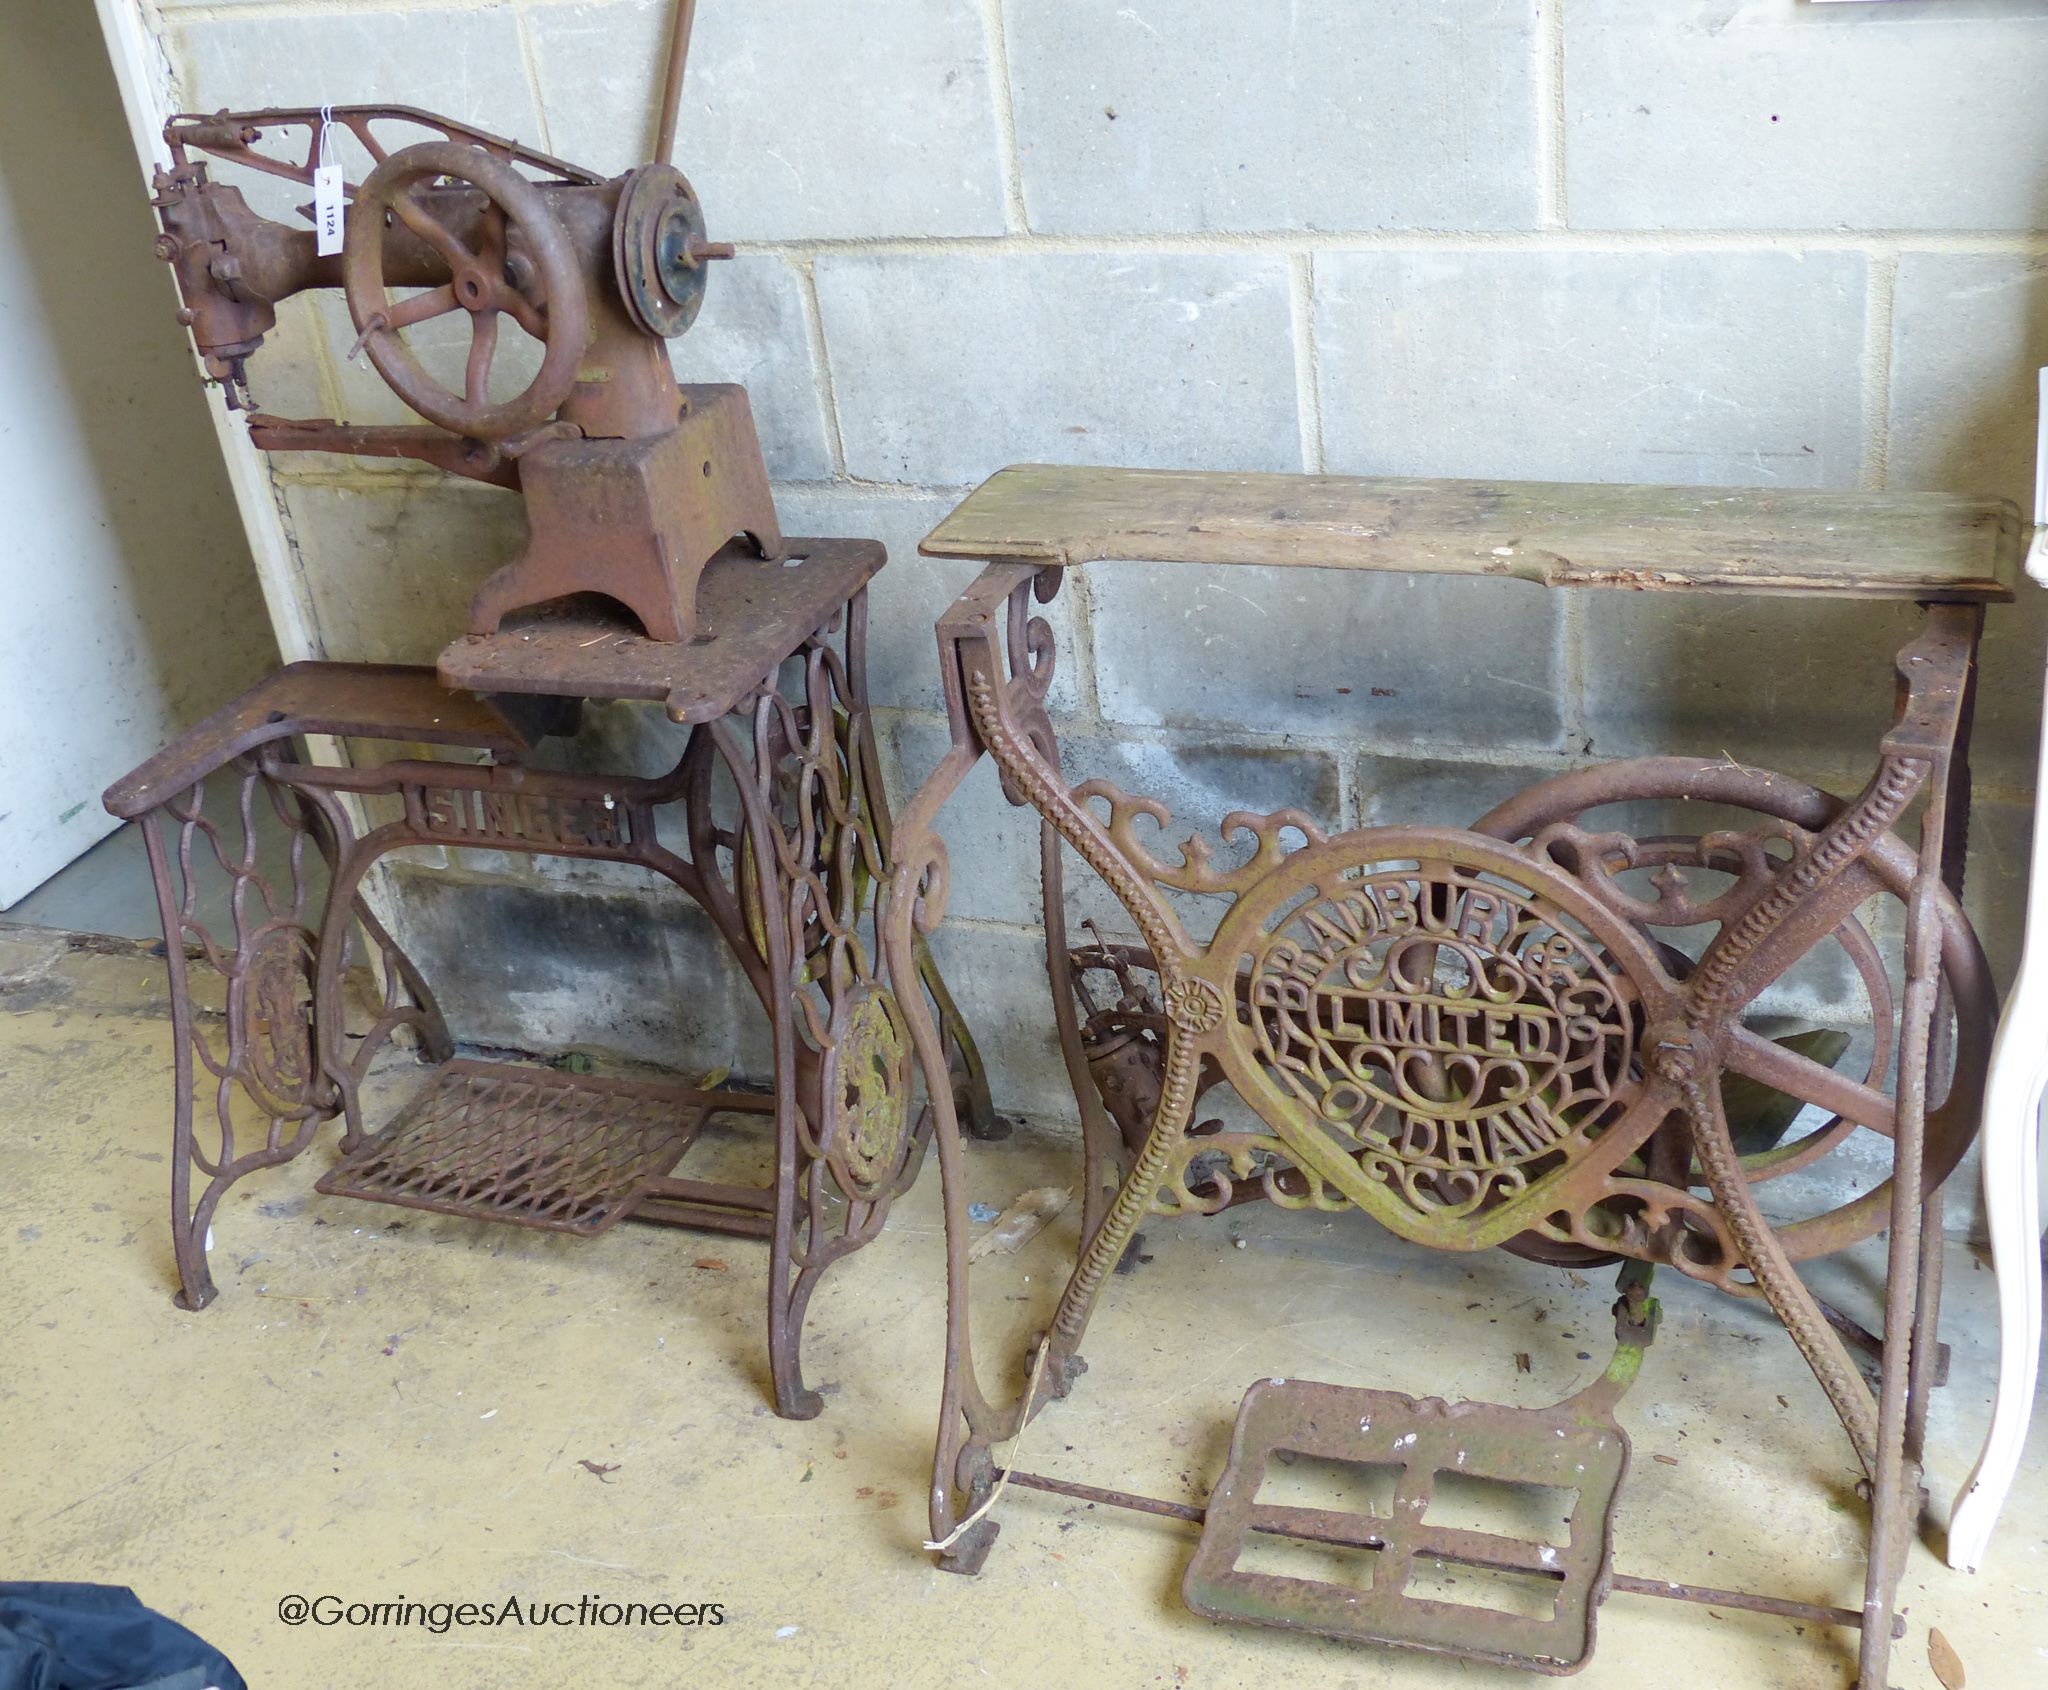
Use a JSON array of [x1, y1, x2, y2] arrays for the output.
[[919, 465, 2023, 603]]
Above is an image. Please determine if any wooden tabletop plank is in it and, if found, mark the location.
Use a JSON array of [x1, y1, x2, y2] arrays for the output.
[[919, 465, 2023, 602]]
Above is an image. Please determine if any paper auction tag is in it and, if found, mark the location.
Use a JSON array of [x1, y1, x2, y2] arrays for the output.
[[313, 106, 344, 256]]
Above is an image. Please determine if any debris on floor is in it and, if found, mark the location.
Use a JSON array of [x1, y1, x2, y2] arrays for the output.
[[1930, 1626, 1967, 1689], [967, 1187, 1069, 1262]]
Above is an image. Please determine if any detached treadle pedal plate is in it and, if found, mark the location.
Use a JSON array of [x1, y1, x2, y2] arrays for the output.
[[1182, 1377, 1629, 1674], [317, 1058, 704, 1235]]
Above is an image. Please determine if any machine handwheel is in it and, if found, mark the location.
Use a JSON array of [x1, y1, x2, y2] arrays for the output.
[[1473, 759, 1993, 1273], [343, 140, 589, 440]]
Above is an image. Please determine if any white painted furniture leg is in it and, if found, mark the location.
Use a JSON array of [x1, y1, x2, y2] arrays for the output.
[[1947, 987, 2047, 1569], [1945, 369, 2048, 1573]]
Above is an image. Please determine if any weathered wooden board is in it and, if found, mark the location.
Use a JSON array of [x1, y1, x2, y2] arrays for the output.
[[919, 464, 2023, 602]]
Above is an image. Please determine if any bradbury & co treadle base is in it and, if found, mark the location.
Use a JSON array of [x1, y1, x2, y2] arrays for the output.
[[885, 463, 2017, 1688]]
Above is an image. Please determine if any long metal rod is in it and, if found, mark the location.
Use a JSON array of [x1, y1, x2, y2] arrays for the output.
[[1816, 1293, 1950, 1386], [1004, 1470, 1903, 1639], [1606, 1574, 1902, 1638], [1010, 1470, 1204, 1523], [654, 0, 699, 162]]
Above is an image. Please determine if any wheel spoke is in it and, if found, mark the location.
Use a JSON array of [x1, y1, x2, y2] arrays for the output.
[[476, 201, 506, 271], [465, 310, 499, 409], [498, 287, 547, 339], [382, 284, 459, 330], [350, 115, 388, 164], [390, 191, 475, 270], [1725, 1025, 1893, 1138]]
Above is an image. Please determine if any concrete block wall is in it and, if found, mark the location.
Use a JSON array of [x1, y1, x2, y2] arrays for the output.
[[139, 1, 2048, 1227]]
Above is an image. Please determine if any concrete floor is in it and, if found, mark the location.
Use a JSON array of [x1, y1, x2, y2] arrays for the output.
[[2, 925, 2043, 1690], [0, 820, 171, 943]]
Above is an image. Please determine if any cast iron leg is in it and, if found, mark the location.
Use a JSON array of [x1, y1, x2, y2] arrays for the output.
[[880, 772, 1004, 1568], [1858, 638, 1969, 1689], [146, 772, 339, 1310], [844, 594, 999, 1144], [1041, 817, 1126, 1250], [145, 812, 216, 1310], [709, 714, 826, 1420]]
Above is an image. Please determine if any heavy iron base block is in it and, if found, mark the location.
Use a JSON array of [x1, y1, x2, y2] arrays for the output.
[[469, 384, 783, 644], [316, 1057, 728, 1236], [105, 557, 993, 1419]]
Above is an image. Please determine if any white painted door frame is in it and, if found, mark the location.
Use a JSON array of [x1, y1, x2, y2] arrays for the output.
[[91, 0, 317, 666]]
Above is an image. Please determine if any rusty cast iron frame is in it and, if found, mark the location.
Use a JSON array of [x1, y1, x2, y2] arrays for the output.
[[106, 564, 991, 1420], [881, 550, 1993, 1685]]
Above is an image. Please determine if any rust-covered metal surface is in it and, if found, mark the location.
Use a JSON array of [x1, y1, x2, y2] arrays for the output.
[[1183, 1376, 1628, 1672], [103, 662, 530, 819], [105, 618, 961, 1393], [317, 1057, 713, 1235], [993, 1269, 1903, 1658], [118, 0, 998, 1425], [469, 385, 781, 649], [105, 610, 992, 1421], [882, 466, 1996, 1689], [439, 537, 884, 721], [147, 0, 768, 645], [1182, 1276, 1657, 1673]]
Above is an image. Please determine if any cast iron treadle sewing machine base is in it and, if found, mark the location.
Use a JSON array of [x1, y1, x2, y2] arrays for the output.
[[106, 546, 992, 1420], [882, 465, 2017, 1688]]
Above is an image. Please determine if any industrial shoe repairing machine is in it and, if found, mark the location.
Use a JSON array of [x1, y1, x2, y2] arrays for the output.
[[106, 2, 991, 1419], [882, 465, 2016, 1686]]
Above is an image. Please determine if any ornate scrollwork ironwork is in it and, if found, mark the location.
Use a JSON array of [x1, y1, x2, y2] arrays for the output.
[[236, 924, 318, 1117], [1527, 819, 1805, 932], [749, 635, 921, 1211], [1210, 832, 1658, 1250], [1072, 779, 1328, 898], [1247, 883, 1635, 1212], [821, 980, 912, 1199]]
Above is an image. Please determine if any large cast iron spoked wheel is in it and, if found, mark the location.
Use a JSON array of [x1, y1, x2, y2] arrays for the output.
[[1471, 756, 1993, 1273], [343, 140, 588, 440]]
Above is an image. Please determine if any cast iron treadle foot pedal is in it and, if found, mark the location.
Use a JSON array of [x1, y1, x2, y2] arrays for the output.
[[1182, 1273, 1657, 1674], [317, 1057, 713, 1235], [1182, 1378, 1626, 1673]]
